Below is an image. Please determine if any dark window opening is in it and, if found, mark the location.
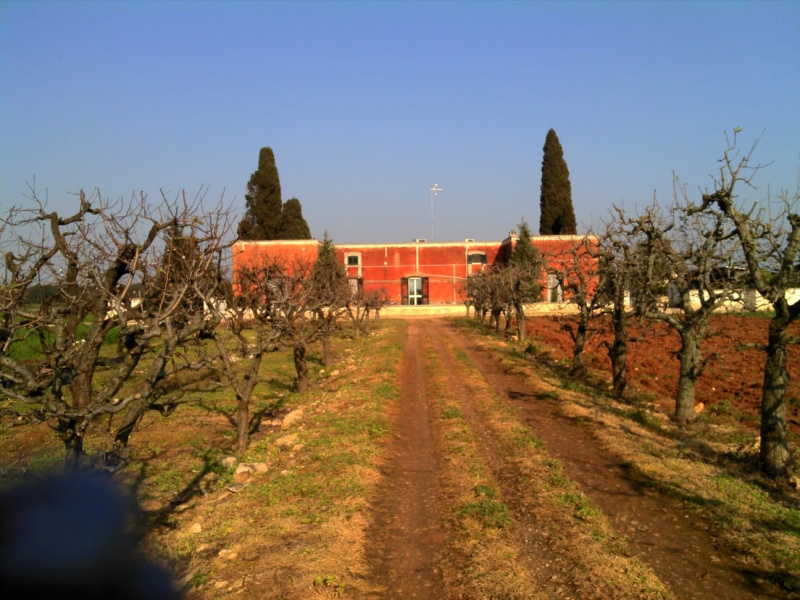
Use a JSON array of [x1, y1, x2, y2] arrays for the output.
[[467, 253, 487, 265]]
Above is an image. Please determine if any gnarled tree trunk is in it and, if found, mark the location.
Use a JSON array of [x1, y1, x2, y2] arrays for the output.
[[674, 327, 702, 424], [294, 344, 309, 393], [761, 314, 794, 476]]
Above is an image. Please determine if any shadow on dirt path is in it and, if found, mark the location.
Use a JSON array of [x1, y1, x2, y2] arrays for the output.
[[363, 321, 447, 599], [439, 319, 785, 600]]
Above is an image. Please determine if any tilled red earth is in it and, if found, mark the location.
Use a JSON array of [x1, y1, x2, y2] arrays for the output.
[[365, 318, 793, 599], [526, 314, 800, 427]]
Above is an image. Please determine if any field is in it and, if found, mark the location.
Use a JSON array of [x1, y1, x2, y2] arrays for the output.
[[0, 315, 798, 598], [526, 313, 800, 428]]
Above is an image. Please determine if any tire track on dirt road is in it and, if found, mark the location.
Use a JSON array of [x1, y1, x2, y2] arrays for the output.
[[364, 321, 447, 599], [437, 319, 781, 600], [425, 321, 585, 599]]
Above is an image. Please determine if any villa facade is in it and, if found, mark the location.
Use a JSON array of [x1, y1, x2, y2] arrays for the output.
[[232, 232, 597, 306]]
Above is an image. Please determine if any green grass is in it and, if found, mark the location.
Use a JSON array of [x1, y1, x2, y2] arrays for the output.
[[458, 485, 512, 529]]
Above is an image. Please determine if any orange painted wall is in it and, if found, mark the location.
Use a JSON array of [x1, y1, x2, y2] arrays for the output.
[[232, 235, 598, 305], [338, 241, 504, 304]]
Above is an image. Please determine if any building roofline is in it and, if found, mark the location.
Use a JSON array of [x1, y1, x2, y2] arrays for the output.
[[234, 233, 598, 250]]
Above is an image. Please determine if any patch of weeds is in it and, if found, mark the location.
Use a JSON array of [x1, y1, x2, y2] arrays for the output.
[[559, 490, 601, 521], [367, 421, 388, 439], [441, 407, 464, 420], [511, 428, 544, 449], [313, 574, 346, 592], [544, 459, 570, 489], [301, 513, 322, 524], [708, 398, 743, 421], [188, 570, 209, 589], [561, 378, 582, 391], [523, 342, 539, 356], [547, 471, 571, 489], [536, 390, 560, 401], [374, 381, 397, 400], [624, 407, 663, 431], [150, 468, 190, 493], [246, 438, 274, 456], [145, 441, 165, 455], [458, 485, 511, 529], [445, 429, 472, 443], [454, 348, 470, 363]]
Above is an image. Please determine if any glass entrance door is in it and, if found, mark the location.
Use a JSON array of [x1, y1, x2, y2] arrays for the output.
[[401, 276, 429, 305], [408, 277, 423, 305]]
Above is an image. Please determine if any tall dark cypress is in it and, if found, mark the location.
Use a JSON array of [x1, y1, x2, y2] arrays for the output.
[[237, 147, 283, 240], [278, 197, 312, 239], [539, 129, 577, 235]]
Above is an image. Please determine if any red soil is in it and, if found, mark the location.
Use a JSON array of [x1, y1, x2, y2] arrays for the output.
[[526, 314, 800, 429]]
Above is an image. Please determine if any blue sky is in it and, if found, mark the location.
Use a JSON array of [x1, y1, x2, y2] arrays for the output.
[[2, 0, 798, 244]]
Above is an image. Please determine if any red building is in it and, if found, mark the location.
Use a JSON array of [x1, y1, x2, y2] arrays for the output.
[[232, 232, 596, 306]]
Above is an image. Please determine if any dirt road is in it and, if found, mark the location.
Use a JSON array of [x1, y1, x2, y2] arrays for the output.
[[366, 319, 781, 599]]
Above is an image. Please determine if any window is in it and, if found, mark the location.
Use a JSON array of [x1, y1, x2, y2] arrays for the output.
[[345, 252, 362, 277], [467, 252, 487, 265], [400, 277, 429, 305]]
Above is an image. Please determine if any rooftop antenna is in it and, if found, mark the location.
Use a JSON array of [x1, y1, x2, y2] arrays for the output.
[[430, 183, 442, 241]]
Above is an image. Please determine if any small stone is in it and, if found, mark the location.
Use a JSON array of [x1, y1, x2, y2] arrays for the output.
[[281, 408, 304, 429], [276, 433, 299, 449], [233, 464, 254, 482], [251, 462, 269, 473], [219, 456, 238, 469], [330, 369, 340, 377], [218, 549, 237, 560], [188, 522, 202, 534]]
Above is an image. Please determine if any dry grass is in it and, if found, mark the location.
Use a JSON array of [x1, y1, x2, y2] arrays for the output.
[[462, 317, 800, 595], [425, 330, 670, 599], [0, 324, 405, 598], [3, 314, 796, 597]]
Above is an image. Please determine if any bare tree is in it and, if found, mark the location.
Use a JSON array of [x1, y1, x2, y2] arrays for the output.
[[699, 131, 800, 476], [346, 285, 390, 339], [255, 258, 330, 393], [465, 267, 505, 331], [553, 238, 601, 377], [360, 288, 391, 335], [622, 200, 743, 423], [465, 271, 489, 323], [0, 187, 231, 468], [590, 214, 644, 399], [201, 260, 281, 456]]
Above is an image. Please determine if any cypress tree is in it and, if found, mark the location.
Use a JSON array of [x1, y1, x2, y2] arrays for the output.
[[510, 220, 538, 267], [237, 147, 283, 240], [310, 232, 350, 366], [507, 219, 543, 340], [278, 197, 312, 239], [539, 129, 577, 235]]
